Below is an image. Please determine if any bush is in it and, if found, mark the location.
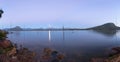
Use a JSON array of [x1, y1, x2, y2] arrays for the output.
[[0, 31, 7, 40]]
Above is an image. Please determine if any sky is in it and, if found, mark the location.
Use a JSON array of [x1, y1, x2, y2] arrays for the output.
[[0, 0, 120, 28]]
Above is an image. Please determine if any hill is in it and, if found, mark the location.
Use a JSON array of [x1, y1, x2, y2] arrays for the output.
[[8, 26, 23, 31], [87, 23, 120, 30]]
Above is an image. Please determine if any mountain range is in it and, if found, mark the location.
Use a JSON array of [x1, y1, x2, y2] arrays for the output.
[[5, 23, 120, 31]]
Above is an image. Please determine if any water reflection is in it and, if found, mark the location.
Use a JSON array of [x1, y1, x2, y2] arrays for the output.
[[12, 31, 21, 36], [63, 30, 65, 41], [48, 30, 51, 42], [92, 30, 118, 37]]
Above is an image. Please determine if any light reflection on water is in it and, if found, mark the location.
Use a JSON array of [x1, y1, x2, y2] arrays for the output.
[[7, 30, 120, 62], [49, 30, 51, 42]]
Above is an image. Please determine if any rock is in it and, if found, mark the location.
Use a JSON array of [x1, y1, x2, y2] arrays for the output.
[[43, 48, 52, 56], [17, 48, 36, 62], [91, 47, 120, 62], [51, 51, 58, 58], [57, 54, 64, 60], [0, 54, 9, 62], [41, 48, 64, 62], [91, 58, 106, 62], [7, 47, 17, 56], [107, 54, 120, 62], [109, 47, 120, 57], [112, 47, 120, 52], [0, 40, 12, 48]]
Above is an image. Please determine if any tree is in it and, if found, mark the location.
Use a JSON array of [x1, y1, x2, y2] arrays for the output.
[[0, 9, 6, 40], [0, 9, 4, 18]]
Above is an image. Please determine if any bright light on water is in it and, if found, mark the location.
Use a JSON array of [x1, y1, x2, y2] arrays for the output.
[[48, 30, 51, 42]]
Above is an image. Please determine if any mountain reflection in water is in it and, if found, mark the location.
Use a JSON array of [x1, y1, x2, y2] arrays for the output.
[[92, 30, 118, 37]]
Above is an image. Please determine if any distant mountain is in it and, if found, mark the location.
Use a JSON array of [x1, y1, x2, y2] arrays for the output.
[[87, 23, 120, 30], [8, 26, 23, 31], [6, 23, 120, 31]]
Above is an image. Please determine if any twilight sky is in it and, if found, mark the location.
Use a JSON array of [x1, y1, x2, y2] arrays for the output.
[[0, 0, 120, 28]]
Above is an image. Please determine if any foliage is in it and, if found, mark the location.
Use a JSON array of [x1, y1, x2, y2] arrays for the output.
[[0, 31, 7, 40], [0, 9, 4, 18]]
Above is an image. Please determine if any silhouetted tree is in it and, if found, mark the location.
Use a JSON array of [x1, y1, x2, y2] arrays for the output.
[[0, 9, 5, 40], [0, 9, 4, 18]]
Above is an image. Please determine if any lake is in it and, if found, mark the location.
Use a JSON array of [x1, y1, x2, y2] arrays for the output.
[[7, 30, 120, 62]]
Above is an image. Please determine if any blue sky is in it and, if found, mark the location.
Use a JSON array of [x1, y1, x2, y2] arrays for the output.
[[0, 0, 119, 28]]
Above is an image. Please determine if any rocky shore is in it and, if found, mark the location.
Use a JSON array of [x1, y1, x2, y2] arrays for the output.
[[91, 47, 120, 62], [0, 40, 64, 62], [0, 31, 64, 62], [0, 30, 36, 62]]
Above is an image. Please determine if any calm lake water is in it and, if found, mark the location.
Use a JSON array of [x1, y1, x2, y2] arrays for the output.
[[7, 30, 120, 62]]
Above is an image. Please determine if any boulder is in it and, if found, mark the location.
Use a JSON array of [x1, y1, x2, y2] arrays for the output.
[[0, 40, 12, 48], [7, 47, 17, 56]]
